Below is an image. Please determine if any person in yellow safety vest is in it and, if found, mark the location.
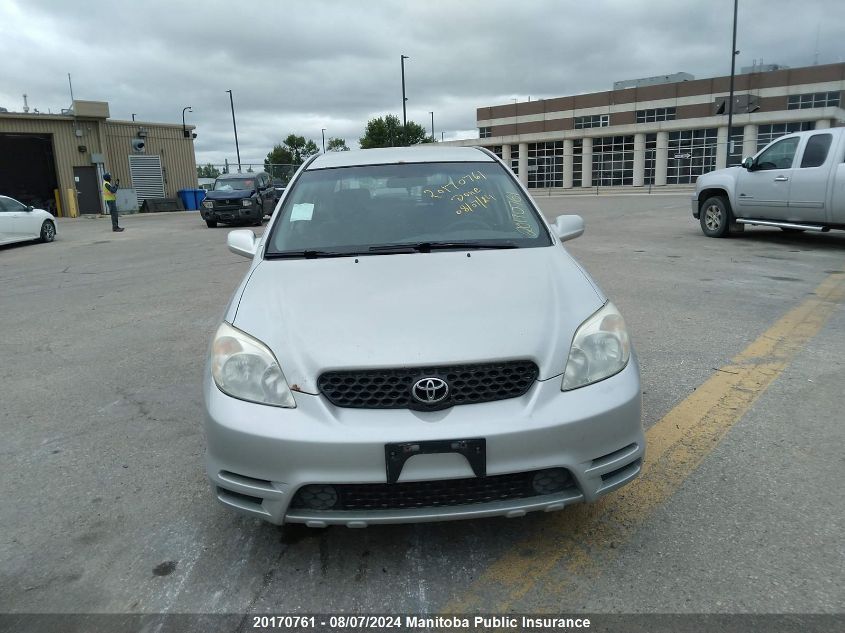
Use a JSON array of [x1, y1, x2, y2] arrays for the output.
[[103, 172, 124, 232]]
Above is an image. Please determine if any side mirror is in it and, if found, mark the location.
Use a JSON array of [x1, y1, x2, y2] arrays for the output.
[[26, 205, 34, 212], [553, 214, 585, 242], [742, 156, 755, 170], [227, 229, 258, 259]]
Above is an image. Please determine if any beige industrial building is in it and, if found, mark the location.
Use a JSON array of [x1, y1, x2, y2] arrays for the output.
[[457, 62, 845, 189], [0, 100, 197, 216]]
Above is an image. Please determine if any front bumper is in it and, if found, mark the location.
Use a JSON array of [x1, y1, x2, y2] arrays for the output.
[[203, 358, 644, 526], [201, 205, 261, 223]]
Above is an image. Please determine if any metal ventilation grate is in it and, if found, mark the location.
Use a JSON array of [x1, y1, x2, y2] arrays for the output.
[[128, 155, 165, 200]]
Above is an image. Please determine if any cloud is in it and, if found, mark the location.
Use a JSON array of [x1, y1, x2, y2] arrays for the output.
[[1, 0, 842, 164]]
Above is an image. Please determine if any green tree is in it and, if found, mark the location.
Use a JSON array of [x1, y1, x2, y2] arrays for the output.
[[283, 134, 320, 164], [265, 134, 319, 182], [359, 114, 432, 149], [197, 163, 221, 178], [265, 143, 294, 170], [326, 137, 350, 152]]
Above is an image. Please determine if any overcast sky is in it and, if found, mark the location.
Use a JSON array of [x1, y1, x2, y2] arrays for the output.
[[1, 0, 843, 166]]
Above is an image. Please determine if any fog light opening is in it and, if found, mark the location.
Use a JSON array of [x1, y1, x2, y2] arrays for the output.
[[531, 469, 570, 495], [298, 484, 338, 510]]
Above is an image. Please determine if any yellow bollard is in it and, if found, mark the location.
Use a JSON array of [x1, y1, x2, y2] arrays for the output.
[[54, 189, 63, 217], [65, 188, 79, 218]]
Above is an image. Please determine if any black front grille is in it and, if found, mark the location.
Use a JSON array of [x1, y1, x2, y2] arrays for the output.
[[318, 361, 538, 410], [290, 468, 573, 511], [211, 200, 240, 211]]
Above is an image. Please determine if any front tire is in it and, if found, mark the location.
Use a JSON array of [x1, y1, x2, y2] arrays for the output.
[[205, 219, 218, 228], [700, 196, 732, 238], [40, 220, 56, 242]]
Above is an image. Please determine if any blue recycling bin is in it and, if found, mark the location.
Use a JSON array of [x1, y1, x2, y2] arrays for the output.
[[177, 189, 204, 210]]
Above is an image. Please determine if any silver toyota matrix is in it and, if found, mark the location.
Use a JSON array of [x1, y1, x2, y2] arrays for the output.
[[203, 146, 644, 527]]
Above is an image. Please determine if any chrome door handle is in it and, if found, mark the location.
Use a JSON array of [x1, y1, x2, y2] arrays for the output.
[[773, 176, 789, 182]]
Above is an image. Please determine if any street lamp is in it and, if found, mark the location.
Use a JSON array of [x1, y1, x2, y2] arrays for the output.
[[321, 128, 326, 153], [401, 54, 410, 129], [182, 106, 192, 138], [225, 89, 241, 172], [726, 0, 739, 167], [131, 113, 136, 121], [430, 111, 434, 141]]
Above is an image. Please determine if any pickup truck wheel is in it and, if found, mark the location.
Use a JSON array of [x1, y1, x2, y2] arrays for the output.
[[700, 196, 732, 238], [205, 219, 218, 228]]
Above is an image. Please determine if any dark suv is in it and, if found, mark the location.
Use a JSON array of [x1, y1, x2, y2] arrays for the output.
[[200, 172, 276, 228]]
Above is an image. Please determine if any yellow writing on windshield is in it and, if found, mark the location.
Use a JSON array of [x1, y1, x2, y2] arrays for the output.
[[456, 192, 495, 215], [423, 171, 495, 216], [505, 191, 537, 237], [423, 171, 487, 200]]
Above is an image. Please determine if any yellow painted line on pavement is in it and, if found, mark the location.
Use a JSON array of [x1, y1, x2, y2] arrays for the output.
[[446, 272, 845, 613]]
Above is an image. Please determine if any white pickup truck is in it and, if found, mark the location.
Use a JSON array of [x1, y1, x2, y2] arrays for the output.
[[693, 127, 845, 237]]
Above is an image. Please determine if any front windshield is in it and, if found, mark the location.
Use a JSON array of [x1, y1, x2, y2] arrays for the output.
[[213, 179, 254, 191], [266, 161, 551, 255]]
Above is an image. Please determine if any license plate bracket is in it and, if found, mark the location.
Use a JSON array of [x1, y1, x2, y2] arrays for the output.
[[384, 438, 486, 484]]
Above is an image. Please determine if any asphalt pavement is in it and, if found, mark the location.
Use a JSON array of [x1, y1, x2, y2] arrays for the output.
[[1, 196, 842, 624]]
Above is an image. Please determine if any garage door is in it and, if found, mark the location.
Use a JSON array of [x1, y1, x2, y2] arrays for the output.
[[128, 155, 165, 200]]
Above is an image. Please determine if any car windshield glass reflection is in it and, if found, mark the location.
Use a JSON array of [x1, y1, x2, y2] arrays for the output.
[[214, 179, 254, 191], [266, 162, 551, 257]]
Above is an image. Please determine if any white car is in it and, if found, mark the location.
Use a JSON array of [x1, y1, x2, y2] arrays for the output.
[[0, 196, 57, 246], [203, 146, 644, 527]]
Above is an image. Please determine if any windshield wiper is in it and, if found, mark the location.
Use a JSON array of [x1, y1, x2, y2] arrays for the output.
[[369, 240, 519, 254], [264, 249, 356, 259]]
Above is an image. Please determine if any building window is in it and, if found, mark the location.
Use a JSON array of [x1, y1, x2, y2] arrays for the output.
[[756, 122, 814, 150], [572, 139, 583, 187], [492, 146, 503, 159], [479, 127, 492, 138], [787, 91, 840, 110], [644, 133, 657, 185], [727, 126, 744, 167], [666, 128, 718, 184], [574, 114, 609, 129], [635, 107, 676, 123], [591, 135, 634, 186], [527, 141, 564, 188]]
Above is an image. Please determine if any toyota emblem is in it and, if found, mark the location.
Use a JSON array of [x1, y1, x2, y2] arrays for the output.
[[411, 377, 449, 404]]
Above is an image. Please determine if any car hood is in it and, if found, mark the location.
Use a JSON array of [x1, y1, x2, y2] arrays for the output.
[[697, 165, 742, 186], [205, 189, 254, 200], [231, 247, 605, 394]]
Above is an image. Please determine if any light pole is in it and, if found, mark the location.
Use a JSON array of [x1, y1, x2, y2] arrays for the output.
[[182, 106, 192, 138], [430, 111, 434, 141], [225, 89, 241, 172], [726, 0, 739, 166], [401, 55, 410, 129], [321, 128, 326, 153], [131, 113, 136, 121]]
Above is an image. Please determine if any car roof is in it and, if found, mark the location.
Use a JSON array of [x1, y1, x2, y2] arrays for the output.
[[307, 146, 493, 170], [217, 172, 264, 179]]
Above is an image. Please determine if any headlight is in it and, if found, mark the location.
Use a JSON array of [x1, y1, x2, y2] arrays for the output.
[[241, 199, 253, 207], [562, 302, 630, 391], [202, 200, 213, 209], [211, 322, 296, 407]]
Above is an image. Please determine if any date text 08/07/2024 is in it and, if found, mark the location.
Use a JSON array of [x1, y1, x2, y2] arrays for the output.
[[250, 614, 592, 629]]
